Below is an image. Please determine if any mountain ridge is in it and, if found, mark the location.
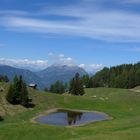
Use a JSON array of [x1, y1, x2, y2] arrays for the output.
[[0, 64, 87, 89], [36, 65, 87, 87]]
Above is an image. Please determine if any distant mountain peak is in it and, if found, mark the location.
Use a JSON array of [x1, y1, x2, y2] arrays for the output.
[[0, 64, 87, 89], [50, 63, 77, 68], [37, 64, 87, 87]]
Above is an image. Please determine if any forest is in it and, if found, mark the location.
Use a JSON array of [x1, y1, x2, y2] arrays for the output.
[[91, 62, 140, 89]]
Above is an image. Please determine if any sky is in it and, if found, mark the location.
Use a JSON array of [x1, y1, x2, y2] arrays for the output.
[[0, 0, 140, 72]]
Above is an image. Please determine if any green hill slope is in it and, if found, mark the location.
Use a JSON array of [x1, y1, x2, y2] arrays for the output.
[[0, 83, 140, 140]]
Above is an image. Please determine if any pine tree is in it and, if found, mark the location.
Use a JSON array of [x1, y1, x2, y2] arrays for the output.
[[60, 82, 65, 93], [49, 81, 65, 94], [82, 75, 90, 88], [50, 84, 55, 93], [20, 82, 29, 107], [12, 75, 21, 104], [69, 73, 85, 96], [6, 75, 30, 107], [69, 78, 75, 94], [6, 84, 14, 104], [79, 78, 85, 95]]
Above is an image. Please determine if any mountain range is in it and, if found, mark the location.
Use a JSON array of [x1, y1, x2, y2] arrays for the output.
[[0, 64, 87, 89]]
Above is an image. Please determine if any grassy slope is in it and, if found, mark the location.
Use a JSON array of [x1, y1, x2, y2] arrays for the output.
[[0, 83, 140, 140]]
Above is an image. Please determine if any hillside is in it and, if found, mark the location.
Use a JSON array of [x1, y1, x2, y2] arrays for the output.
[[0, 83, 140, 140]]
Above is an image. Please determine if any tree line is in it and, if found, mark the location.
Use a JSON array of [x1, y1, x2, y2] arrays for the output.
[[48, 62, 140, 92], [91, 62, 140, 89], [47, 73, 85, 96]]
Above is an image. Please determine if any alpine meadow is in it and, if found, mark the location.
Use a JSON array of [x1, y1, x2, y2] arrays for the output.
[[0, 0, 140, 140]]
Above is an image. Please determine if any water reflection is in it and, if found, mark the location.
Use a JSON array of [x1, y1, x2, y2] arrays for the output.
[[35, 109, 109, 126], [67, 111, 82, 125]]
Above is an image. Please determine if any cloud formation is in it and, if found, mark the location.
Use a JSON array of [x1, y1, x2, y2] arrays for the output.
[[0, 55, 103, 73], [48, 53, 76, 66], [0, 0, 140, 42], [0, 58, 48, 71], [79, 64, 103, 73]]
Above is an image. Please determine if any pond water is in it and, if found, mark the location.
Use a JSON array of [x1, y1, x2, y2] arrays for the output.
[[35, 109, 109, 126]]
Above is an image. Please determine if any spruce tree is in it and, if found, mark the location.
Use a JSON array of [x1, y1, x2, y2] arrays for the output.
[[82, 75, 90, 88], [69, 73, 85, 96], [12, 75, 21, 104], [49, 81, 65, 94], [6, 75, 30, 107], [6, 84, 14, 104], [20, 82, 29, 107], [69, 78, 75, 94]]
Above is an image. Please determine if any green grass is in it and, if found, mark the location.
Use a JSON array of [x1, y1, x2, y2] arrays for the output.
[[0, 83, 140, 140]]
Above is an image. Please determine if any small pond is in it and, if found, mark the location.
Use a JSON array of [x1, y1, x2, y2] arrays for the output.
[[35, 109, 110, 126]]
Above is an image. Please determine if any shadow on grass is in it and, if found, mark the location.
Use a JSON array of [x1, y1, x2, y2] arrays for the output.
[[0, 116, 4, 121], [24, 103, 36, 108]]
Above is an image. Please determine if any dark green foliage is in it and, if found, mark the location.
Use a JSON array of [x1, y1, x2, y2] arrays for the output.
[[82, 75, 90, 88], [0, 75, 9, 82], [91, 62, 140, 89], [49, 81, 65, 94], [89, 77, 94, 87], [6, 84, 15, 104], [12, 75, 21, 104], [6, 75, 29, 107], [69, 73, 85, 96], [20, 82, 29, 106]]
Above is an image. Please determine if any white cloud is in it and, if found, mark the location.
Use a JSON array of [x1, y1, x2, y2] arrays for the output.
[[48, 53, 103, 73], [0, 56, 103, 73], [66, 57, 73, 61], [1, 1, 140, 42], [48, 53, 76, 66], [79, 64, 85, 69], [79, 63, 104, 73], [0, 58, 48, 71]]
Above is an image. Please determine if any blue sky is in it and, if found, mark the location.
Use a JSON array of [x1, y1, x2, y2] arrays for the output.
[[0, 0, 140, 72]]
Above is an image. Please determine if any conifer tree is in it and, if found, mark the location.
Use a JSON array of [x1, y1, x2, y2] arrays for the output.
[[69, 73, 85, 96], [20, 82, 29, 106], [49, 81, 65, 94], [12, 75, 21, 104], [6, 75, 29, 107], [6, 84, 14, 104]]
